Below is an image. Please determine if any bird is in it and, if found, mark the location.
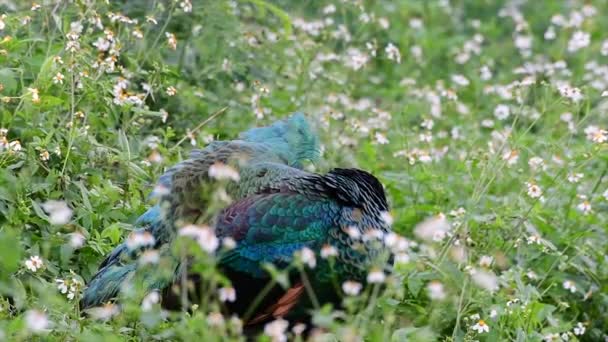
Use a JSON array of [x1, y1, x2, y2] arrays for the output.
[[81, 113, 393, 329], [81, 112, 320, 309]]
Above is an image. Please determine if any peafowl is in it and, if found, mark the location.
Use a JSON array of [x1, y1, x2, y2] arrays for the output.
[[81, 113, 320, 309], [82, 113, 393, 328]]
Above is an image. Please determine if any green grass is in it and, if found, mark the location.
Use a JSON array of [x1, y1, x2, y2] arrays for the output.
[[1, 0, 607, 341]]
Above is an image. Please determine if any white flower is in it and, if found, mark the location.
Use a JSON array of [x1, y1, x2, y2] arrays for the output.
[[25, 310, 50, 333], [421, 118, 434, 130], [165, 32, 177, 50], [362, 229, 384, 242], [56, 276, 81, 300], [297, 247, 316, 268], [419, 132, 433, 143], [557, 83, 583, 102], [494, 104, 510, 120], [478, 255, 493, 268], [528, 157, 545, 171], [320, 244, 338, 258], [179, 0, 192, 12], [207, 312, 225, 327], [56, 279, 68, 294], [452, 74, 470, 87], [139, 250, 160, 264], [367, 269, 385, 284], [573, 322, 585, 335], [141, 291, 160, 311], [567, 173, 583, 183], [526, 182, 543, 198], [514, 35, 532, 51], [218, 286, 236, 302], [527, 234, 542, 245], [603, 189, 608, 201], [385, 43, 401, 63], [344, 48, 369, 71], [166, 86, 177, 96], [342, 280, 362, 296], [125, 231, 155, 250], [344, 226, 361, 239], [544, 26, 556, 40], [322, 4, 336, 14], [414, 214, 450, 242], [471, 319, 490, 333], [449, 207, 466, 218], [25, 256, 44, 272], [567, 30, 590, 52], [374, 132, 389, 144], [86, 303, 120, 321], [563, 280, 577, 293], [208, 163, 240, 182], [489, 309, 498, 319], [264, 318, 289, 342], [503, 149, 519, 166], [69, 232, 86, 248], [584, 125, 607, 143], [8, 140, 22, 152], [222, 237, 236, 250], [480, 65, 492, 80], [92, 37, 110, 51], [41, 200, 72, 225], [179, 225, 219, 253], [471, 269, 499, 292], [409, 18, 423, 29], [384, 232, 410, 252], [52, 72, 64, 84], [427, 281, 446, 300], [576, 200, 592, 215], [292, 323, 306, 335], [394, 253, 410, 264], [132, 29, 143, 39], [378, 17, 390, 29]]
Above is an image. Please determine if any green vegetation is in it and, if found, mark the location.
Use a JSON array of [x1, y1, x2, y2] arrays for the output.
[[1, 0, 607, 341]]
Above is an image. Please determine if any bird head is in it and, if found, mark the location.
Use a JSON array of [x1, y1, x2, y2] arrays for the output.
[[324, 168, 390, 217], [239, 112, 320, 167]]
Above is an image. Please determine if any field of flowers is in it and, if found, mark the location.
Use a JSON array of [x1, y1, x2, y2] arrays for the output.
[[1, 0, 607, 341]]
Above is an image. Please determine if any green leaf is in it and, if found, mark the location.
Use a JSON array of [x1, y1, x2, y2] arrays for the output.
[[407, 276, 422, 297], [101, 223, 124, 245], [0, 230, 22, 277], [0, 68, 18, 94], [36, 54, 56, 85], [31, 199, 50, 221]]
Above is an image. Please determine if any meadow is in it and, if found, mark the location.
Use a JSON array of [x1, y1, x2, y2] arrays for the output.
[[0, 0, 607, 341]]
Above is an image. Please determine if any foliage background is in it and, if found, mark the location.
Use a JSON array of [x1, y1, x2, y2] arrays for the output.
[[0, 0, 607, 341]]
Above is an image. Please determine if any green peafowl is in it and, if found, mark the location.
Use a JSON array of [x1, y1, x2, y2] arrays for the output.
[[81, 113, 320, 309], [82, 113, 393, 329]]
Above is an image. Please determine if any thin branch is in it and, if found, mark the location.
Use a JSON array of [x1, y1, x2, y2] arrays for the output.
[[171, 107, 229, 151]]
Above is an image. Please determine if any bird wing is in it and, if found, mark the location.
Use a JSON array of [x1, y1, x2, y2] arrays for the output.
[[215, 191, 340, 278]]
